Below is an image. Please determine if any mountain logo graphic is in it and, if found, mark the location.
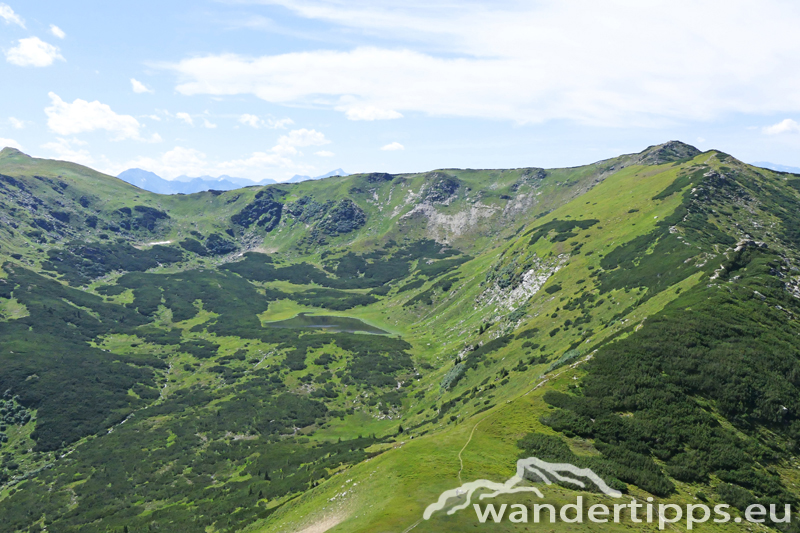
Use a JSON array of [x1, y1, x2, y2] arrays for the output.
[[423, 457, 623, 520]]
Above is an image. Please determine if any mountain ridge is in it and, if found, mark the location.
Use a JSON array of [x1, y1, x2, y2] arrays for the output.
[[2, 141, 800, 533]]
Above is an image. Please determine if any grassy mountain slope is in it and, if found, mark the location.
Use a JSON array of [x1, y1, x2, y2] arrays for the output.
[[1, 142, 800, 532]]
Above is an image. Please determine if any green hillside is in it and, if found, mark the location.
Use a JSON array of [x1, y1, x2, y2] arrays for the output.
[[2, 142, 800, 532]]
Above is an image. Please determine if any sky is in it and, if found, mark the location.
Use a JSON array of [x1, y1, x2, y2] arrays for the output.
[[2, 1, 800, 183]]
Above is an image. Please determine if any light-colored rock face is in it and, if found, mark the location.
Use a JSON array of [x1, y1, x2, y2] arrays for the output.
[[787, 277, 800, 299], [401, 201, 499, 243], [393, 175, 508, 243], [391, 184, 421, 219], [502, 192, 536, 218], [477, 253, 568, 313]]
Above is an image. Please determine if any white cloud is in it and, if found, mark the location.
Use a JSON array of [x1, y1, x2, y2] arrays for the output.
[[238, 114, 294, 129], [763, 118, 800, 135], [315, 150, 334, 157], [0, 3, 24, 27], [266, 117, 294, 129], [115, 127, 329, 180], [6, 37, 64, 67], [344, 106, 403, 121], [8, 117, 24, 129], [122, 146, 208, 179], [119, 144, 314, 181], [176, 112, 194, 126], [49, 24, 65, 39], [278, 128, 329, 147], [146, 114, 161, 121], [131, 78, 154, 94], [0, 137, 22, 150], [218, 150, 297, 174], [381, 141, 404, 151], [41, 138, 95, 166], [100, 122, 329, 180], [273, 128, 329, 156], [45, 92, 157, 141], [203, 118, 217, 129], [239, 114, 261, 128], [167, 1, 800, 125]]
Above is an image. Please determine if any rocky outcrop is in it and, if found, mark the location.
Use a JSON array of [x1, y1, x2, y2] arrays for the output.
[[317, 198, 366, 236], [478, 254, 568, 312], [284, 196, 330, 223], [205, 233, 238, 255], [635, 141, 701, 165], [231, 188, 283, 231], [401, 202, 499, 243], [424, 173, 461, 204], [510, 168, 546, 191], [365, 172, 395, 184], [130, 205, 170, 232]]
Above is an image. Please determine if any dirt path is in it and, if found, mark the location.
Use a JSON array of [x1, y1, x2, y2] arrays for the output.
[[293, 513, 345, 533], [457, 415, 488, 484]]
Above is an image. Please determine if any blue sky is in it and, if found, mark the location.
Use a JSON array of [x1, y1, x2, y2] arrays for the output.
[[2, 1, 800, 182]]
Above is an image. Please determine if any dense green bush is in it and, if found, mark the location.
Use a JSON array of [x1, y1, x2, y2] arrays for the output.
[[316, 198, 366, 235], [225, 239, 461, 291], [179, 237, 208, 255], [0, 266, 156, 450], [291, 288, 378, 310], [526, 219, 599, 246], [230, 188, 284, 230], [205, 233, 238, 255], [42, 241, 184, 285], [541, 249, 800, 506], [403, 274, 460, 307]]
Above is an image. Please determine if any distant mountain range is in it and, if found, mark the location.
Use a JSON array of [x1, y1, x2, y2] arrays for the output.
[[116, 168, 349, 194], [286, 168, 349, 183], [751, 161, 800, 174]]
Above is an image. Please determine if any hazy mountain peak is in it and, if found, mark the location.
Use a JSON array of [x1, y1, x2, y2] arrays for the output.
[[752, 161, 800, 174], [116, 169, 278, 194], [286, 168, 349, 183], [119, 168, 161, 180], [319, 168, 348, 178]]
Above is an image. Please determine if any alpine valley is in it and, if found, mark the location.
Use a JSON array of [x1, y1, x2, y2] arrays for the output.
[[2, 141, 800, 533]]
